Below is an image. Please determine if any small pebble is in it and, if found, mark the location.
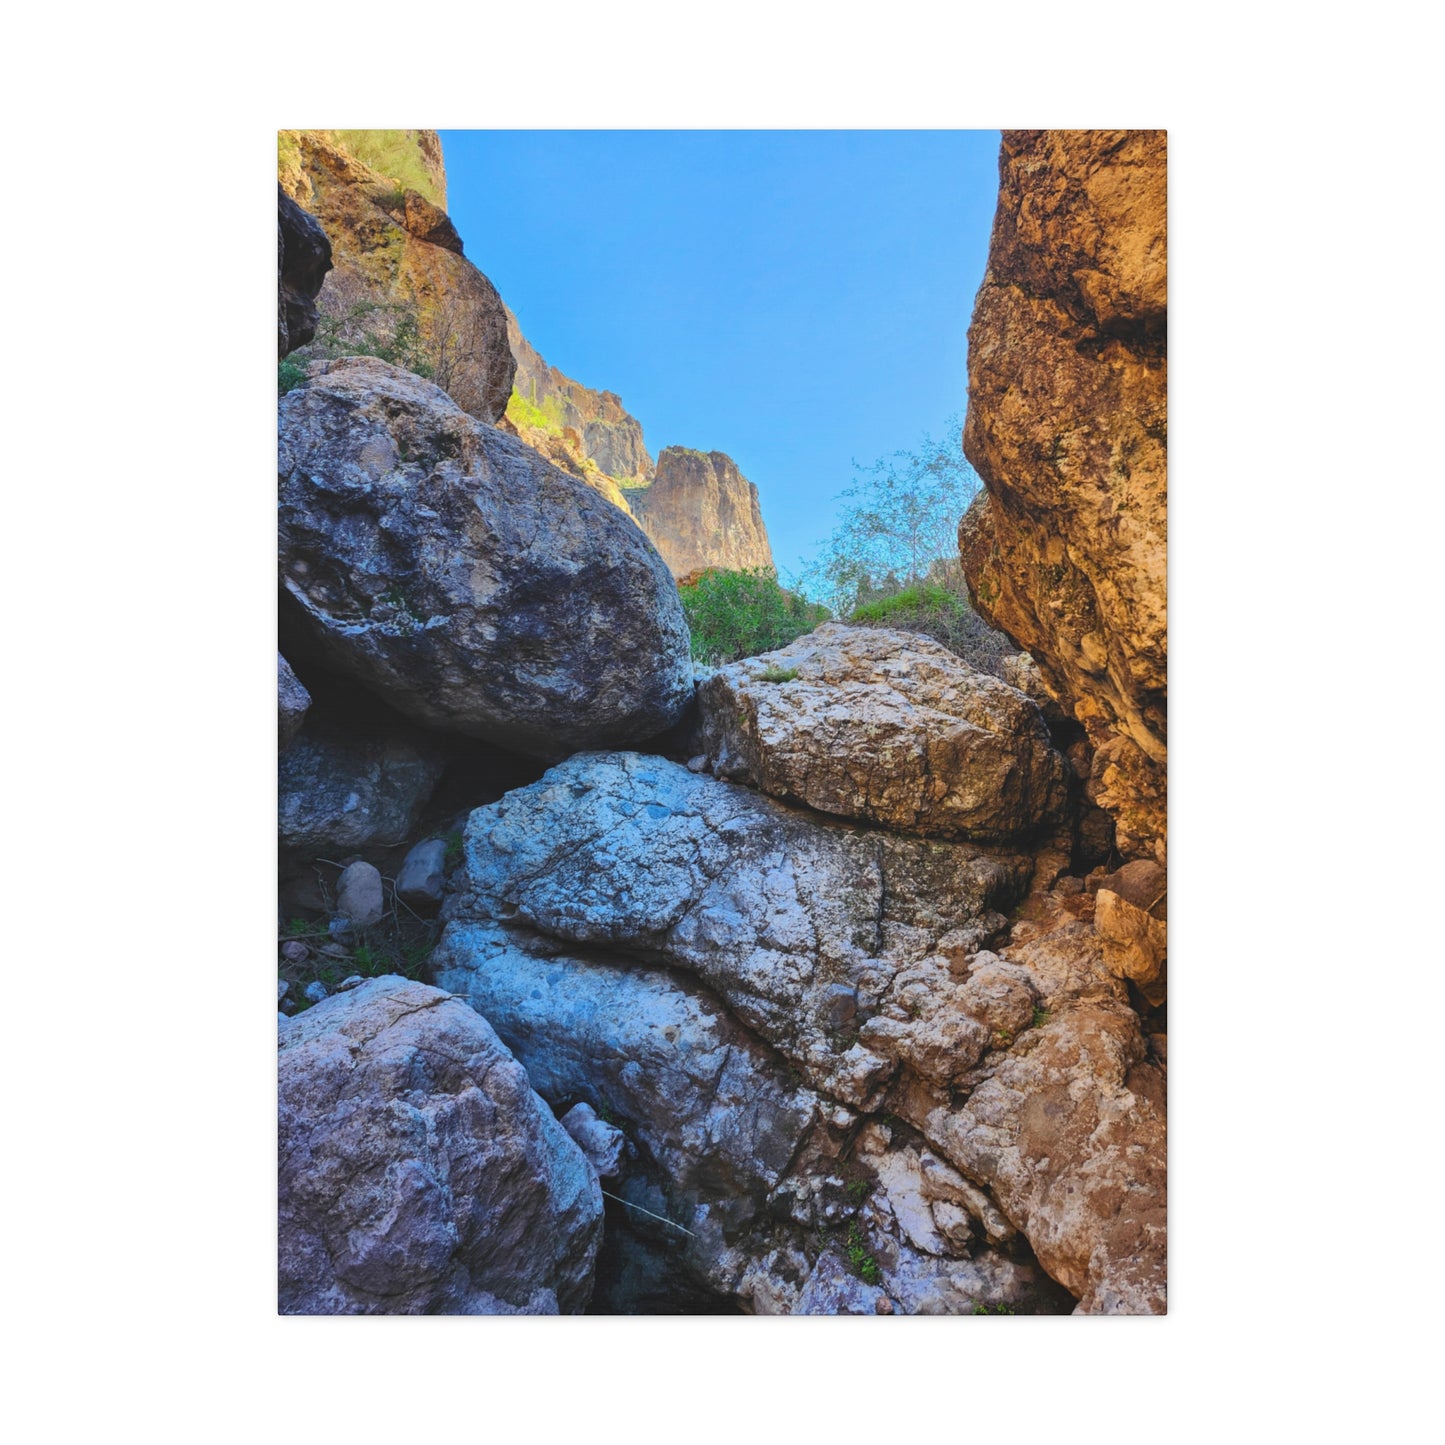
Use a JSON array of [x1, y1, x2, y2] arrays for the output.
[[280, 940, 309, 964], [874, 1296, 895, 1315], [277, 978, 290, 1003], [336, 975, 365, 992], [303, 981, 329, 1004]]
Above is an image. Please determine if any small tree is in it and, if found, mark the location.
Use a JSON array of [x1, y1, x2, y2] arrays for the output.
[[679, 568, 830, 665], [799, 419, 983, 616]]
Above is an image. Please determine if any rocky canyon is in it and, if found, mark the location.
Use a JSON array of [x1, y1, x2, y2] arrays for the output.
[[277, 128, 1167, 1316]]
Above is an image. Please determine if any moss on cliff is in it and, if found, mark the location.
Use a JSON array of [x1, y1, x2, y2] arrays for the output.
[[329, 130, 444, 207]]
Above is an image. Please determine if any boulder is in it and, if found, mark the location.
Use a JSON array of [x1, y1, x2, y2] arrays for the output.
[[1095, 888, 1167, 986], [278, 977, 603, 1314], [334, 861, 384, 928], [442, 751, 1164, 1312], [695, 623, 1070, 843], [395, 838, 448, 910], [559, 1103, 625, 1179], [278, 709, 446, 854], [278, 185, 332, 358], [445, 751, 1031, 1107], [434, 919, 1064, 1315], [278, 654, 311, 751], [278, 358, 694, 757], [961, 130, 1167, 862]]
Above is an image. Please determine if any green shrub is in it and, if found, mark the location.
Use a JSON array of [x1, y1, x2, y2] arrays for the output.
[[306, 299, 434, 379], [679, 568, 829, 666], [845, 575, 1014, 679], [278, 356, 309, 395]]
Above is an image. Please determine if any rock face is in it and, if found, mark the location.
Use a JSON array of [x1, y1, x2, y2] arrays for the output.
[[629, 447, 775, 580], [437, 751, 1163, 1311], [434, 918, 1067, 1315], [278, 358, 694, 757], [504, 307, 654, 489], [446, 751, 1030, 1108], [279, 130, 514, 424], [277, 653, 310, 750], [695, 622, 1070, 843], [278, 186, 332, 358], [277, 708, 446, 854], [960, 129, 1166, 863], [278, 978, 603, 1314], [923, 921, 1167, 1314]]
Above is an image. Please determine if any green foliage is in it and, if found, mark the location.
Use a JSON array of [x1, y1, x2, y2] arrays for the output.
[[844, 562, 1015, 680], [330, 130, 443, 207], [845, 1221, 882, 1285], [505, 386, 568, 435], [1031, 1006, 1051, 1030], [971, 1302, 1017, 1315], [278, 356, 309, 395], [308, 299, 434, 377], [799, 416, 982, 617], [757, 664, 800, 683], [679, 568, 830, 666], [443, 830, 465, 868]]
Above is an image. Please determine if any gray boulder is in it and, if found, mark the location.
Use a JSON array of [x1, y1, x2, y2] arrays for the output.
[[278, 358, 694, 757], [334, 861, 384, 928], [559, 1103, 625, 1179], [278, 977, 603, 1314], [395, 838, 448, 910], [695, 623, 1069, 843], [278, 654, 311, 751], [278, 713, 446, 854], [445, 751, 1030, 1107]]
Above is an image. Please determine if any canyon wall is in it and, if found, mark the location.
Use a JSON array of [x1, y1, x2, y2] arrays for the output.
[[960, 130, 1166, 864], [629, 446, 775, 581], [278, 129, 515, 424], [504, 307, 654, 488]]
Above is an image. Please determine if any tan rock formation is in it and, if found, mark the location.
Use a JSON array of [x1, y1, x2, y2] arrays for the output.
[[503, 306, 654, 493], [278, 129, 515, 424], [960, 129, 1166, 863], [630, 446, 775, 580], [695, 623, 1069, 843]]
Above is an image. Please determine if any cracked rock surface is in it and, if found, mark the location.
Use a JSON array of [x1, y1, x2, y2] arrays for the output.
[[441, 751, 1163, 1312], [696, 623, 1069, 843], [278, 977, 602, 1314]]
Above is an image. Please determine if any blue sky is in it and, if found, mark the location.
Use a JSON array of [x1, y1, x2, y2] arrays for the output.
[[439, 130, 1002, 581]]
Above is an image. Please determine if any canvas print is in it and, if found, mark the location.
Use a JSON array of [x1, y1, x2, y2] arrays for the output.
[[277, 129, 1167, 1315]]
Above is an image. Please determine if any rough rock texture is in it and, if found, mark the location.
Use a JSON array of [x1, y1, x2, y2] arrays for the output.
[[1093, 859, 1167, 986], [434, 918, 1067, 1315], [503, 306, 654, 488], [278, 653, 311, 751], [559, 1104, 625, 1179], [923, 919, 1167, 1314], [278, 186, 332, 358], [278, 358, 694, 756], [629, 447, 775, 581], [445, 752, 1031, 1107], [961, 129, 1166, 863], [278, 978, 603, 1314], [279, 130, 514, 423], [277, 707, 446, 854], [439, 751, 1163, 1312], [695, 623, 1069, 843]]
